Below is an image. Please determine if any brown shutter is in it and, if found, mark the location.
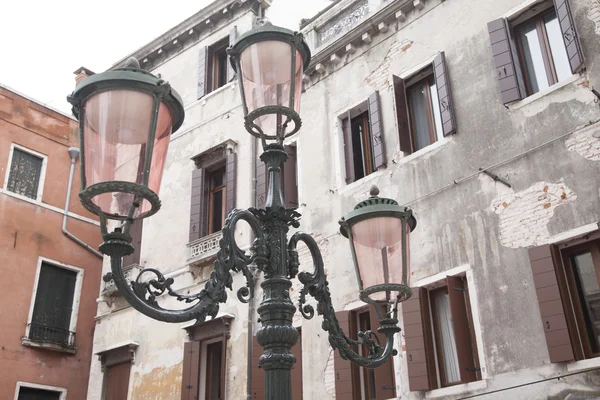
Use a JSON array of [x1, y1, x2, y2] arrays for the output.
[[342, 116, 355, 184], [251, 336, 265, 400], [256, 157, 268, 209], [181, 341, 201, 400], [283, 145, 298, 209], [220, 334, 228, 399], [228, 26, 238, 82], [529, 245, 575, 363], [369, 305, 396, 399], [198, 46, 209, 99], [446, 276, 478, 383], [433, 52, 457, 136], [393, 75, 412, 154], [189, 168, 206, 242], [105, 361, 131, 400], [553, 0, 584, 73], [123, 220, 142, 267], [487, 18, 526, 104], [291, 328, 303, 400], [334, 311, 354, 399], [367, 91, 386, 170], [403, 287, 436, 391], [225, 153, 237, 217]]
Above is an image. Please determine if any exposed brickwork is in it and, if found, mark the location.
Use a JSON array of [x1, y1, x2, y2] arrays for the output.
[[589, 0, 600, 36], [365, 39, 413, 91], [491, 181, 576, 248], [565, 123, 600, 161]]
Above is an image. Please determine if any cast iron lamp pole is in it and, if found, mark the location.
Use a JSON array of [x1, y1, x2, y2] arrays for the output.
[[68, 24, 416, 400]]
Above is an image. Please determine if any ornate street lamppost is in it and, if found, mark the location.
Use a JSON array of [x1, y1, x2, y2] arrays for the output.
[[68, 24, 416, 400]]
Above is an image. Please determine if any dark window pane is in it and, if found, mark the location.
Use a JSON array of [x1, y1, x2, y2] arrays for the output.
[[211, 167, 226, 189], [217, 49, 228, 88], [544, 10, 572, 82], [210, 190, 223, 234], [18, 387, 61, 400], [7, 148, 43, 199], [206, 341, 223, 400], [351, 113, 368, 180], [518, 21, 548, 94], [407, 83, 433, 151], [571, 251, 600, 353]]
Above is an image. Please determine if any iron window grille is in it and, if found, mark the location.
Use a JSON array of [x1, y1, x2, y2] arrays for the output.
[[7, 148, 43, 200]]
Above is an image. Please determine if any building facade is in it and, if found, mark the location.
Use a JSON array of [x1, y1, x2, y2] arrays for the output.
[[88, 0, 600, 399], [0, 84, 103, 399]]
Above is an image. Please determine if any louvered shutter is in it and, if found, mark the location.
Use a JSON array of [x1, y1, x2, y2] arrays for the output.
[[189, 168, 206, 242], [488, 18, 526, 104], [251, 336, 265, 400], [256, 157, 268, 209], [433, 52, 457, 136], [403, 288, 435, 391], [393, 75, 412, 154], [219, 334, 228, 399], [181, 341, 201, 400], [369, 305, 396, 399], [291, 328, 303, 400], [123, 220, 142, 267], [446, 276, 478, 383], [225, 153, 237, 217], [529, 245, 575, 362], [333, 311, 354, 399], [342, 116, 355, 184], [553, 0, 584, 73], [228, 26, 238, 82], [198, 46, 209, 99], [368, 91, 386, 170], [283, 145, 298, 209]]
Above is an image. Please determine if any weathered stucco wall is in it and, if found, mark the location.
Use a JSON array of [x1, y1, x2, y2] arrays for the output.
[[89, 0, 600, 399]]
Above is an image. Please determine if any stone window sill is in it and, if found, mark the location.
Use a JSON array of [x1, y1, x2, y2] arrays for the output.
[[22, 337, 76, 355], [507, 74, 582, 110], [425, 380, 487, 399], [567, 356, 600, 373]]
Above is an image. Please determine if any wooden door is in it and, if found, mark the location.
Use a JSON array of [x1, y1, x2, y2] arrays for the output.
[[105, 361, 131, 400]]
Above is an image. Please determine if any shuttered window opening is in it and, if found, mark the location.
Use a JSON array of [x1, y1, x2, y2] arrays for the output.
[[529, 235, 600, 363], [7, 147, 44, 200], [394, 52, 456, 155], [29, 262, 78, 348], [403, 278, 480, 391], [18, 387, 61, 400], [197, 26, 238, 100], [122, 219, 143, 268], [333, 306, 396, 399], [189, 151, 237, 242], [487, 0, 583, 104], [100, 344, 136, 400], [255, 144, 298, 209]]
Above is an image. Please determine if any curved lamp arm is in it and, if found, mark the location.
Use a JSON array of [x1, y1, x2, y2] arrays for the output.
[[105, 209, 267, 323], [288, 232, 400, 368]]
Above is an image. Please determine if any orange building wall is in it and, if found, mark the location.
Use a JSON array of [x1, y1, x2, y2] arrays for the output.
[[0, 85, 103, 399]]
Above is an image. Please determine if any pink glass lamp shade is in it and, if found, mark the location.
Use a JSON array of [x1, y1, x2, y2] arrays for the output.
[[340, 186, 416, 303], [68, 59, 184, 220]]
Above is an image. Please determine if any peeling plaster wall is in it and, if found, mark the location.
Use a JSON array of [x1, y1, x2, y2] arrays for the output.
[[88, 0, 600, 399]]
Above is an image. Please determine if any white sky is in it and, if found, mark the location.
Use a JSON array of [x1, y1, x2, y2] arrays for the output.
[[0, 0, 330, 114]]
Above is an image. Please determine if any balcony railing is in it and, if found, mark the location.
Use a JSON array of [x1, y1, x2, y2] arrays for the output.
[[103, 265, 141, 296], [27, 323, 75, 349], [187, 231, 223, 267]]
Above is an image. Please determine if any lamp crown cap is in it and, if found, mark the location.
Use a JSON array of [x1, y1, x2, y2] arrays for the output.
[[369, 185, 380, 197], [124, 57, 141, 69]]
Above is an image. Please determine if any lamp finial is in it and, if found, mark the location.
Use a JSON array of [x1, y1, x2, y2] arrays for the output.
[[124, 57, 141, 69], [369, 186, 380, 197]]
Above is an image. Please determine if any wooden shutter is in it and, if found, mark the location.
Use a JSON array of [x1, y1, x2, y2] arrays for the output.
[[283, 145, 298, 209], [487, 18, 526, 104], [189, 168, 206, 242], [251, 336, 265, 400], [181, 341, 201, 400], [393, 75, 412, 154], [291, 328, 303, 400], [333, 311, 355, 399], [403, 288, 435, 391], [367, 91, 386, 170], [256, 157, 268, 209], [105, 361, 131, 400], [342, 116, 355, 184], [529, 245, 575, 363], [433, 52, 457, 136], [446, 276, 478, 383], [198, 46, 209, 99], [225, 153, 237, 217], [228, 26, 238, 82], [123, 220, 142, 267], [553, 0, 584, 73], [368, 305, 396, 399]]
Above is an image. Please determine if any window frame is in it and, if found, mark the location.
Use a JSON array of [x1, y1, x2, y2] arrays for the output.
[[14, 381, 67, 400], [3, 143, 48, 202], [207, 164, 227, 235], [405, 71, 440, 152], [350, 111, 374, 181], [208, 38, 230, 94], [23, 257, 84, 352], [198, 336, 225, 400]]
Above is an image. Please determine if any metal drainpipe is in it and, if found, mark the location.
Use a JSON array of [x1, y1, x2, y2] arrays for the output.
[[63, 147, 103, 259]]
